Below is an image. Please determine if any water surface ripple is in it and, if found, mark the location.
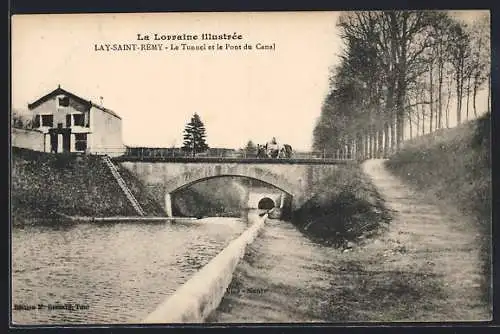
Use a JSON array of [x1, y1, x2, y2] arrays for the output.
[[12, 218, 246, 325]]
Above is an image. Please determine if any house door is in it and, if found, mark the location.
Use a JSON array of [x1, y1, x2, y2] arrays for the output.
[[62, 132, 71, 153], [50, 133, 58, 153]]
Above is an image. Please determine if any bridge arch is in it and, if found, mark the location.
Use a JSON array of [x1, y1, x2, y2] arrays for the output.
[[162, 165, 298, 217], [163, 165, 298, 195], [167, 175, 293, 196]]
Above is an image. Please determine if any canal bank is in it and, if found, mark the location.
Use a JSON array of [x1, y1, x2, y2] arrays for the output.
[[206, 218, 339, 322], [208, 159, 490, 322], [143, 211, 267, 323]]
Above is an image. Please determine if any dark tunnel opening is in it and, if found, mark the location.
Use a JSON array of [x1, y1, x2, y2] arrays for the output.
[[258, 197, 275, 210]]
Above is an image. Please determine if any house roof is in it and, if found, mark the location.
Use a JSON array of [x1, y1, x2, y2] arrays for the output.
[[27, 86, 122, 120]]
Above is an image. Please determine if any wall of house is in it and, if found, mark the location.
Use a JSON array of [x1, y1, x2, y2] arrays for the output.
[[89, 106, 125, 157], [31, 97, 87, 129], [30, 96, 92, 153], [29, 98, 56, 133], [28, 92, 125, 156], [11, 128, 45, 152]]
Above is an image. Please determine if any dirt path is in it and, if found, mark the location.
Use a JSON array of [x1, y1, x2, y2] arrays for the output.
[[207, 159, 490, 322], [206, 219, 339, 323], [360, 159, 490, 321]]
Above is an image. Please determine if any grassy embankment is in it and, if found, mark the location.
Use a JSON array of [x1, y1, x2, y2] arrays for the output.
[[291, 165, 392, 248], [385, 113, 491, 303], [116, 165, 165, 215], [386, 113, 491, 229], [11, 147, 164, 225]]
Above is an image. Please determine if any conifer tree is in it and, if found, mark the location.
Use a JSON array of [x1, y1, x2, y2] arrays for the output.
[[182, 113, 209, 156]]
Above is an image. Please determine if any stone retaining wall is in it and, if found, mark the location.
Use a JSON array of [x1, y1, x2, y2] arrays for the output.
[[142, 212, 267, 323]]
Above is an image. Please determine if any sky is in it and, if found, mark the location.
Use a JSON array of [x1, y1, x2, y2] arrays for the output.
[[11, 12, 342, 151]]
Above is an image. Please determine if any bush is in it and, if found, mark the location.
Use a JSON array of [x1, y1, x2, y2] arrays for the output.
[[292, 165, 391, 247]]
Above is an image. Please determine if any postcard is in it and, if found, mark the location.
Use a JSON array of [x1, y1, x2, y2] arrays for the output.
[[11, 11, 492, 325]]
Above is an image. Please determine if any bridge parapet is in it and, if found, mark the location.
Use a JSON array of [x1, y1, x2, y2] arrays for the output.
[[116, 147, 356, 162], [114, 156, 355, 165]]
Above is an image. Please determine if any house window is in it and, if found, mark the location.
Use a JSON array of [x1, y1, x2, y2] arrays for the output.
[[41, 114, 53, 127], [75, 133, 87, 151], [58, 96, 70, 107], [73, 114, 85, 126]]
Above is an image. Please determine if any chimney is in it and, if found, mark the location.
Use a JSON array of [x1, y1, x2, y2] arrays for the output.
[[99, 96, 103, 106]]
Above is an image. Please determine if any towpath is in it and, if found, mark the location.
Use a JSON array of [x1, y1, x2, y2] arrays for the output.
[[207, 159, 490, 322]]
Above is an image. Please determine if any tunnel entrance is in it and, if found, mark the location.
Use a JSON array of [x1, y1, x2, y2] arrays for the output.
[[258, 197, 275, 210], [168, 175, 291, 218]]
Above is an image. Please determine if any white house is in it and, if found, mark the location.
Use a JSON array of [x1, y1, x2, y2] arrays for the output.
[[26, 86, 126, 157]]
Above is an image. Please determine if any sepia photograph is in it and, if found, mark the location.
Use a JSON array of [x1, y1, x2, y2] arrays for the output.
[[10, 10, 492, 325]]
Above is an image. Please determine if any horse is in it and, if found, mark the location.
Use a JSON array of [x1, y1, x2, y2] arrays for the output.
[[278, 144, 293, 159], [266, 137, 280, 158]]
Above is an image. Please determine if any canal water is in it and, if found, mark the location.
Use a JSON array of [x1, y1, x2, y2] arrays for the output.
[[11, 217, 248, 325]]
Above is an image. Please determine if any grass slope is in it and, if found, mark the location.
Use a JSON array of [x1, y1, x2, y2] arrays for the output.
[[117, 165, 166, 216], [386, 114, 491, 225], [11, 148, 164, 224], [385, 114, 491, 239], [385, 113, 491, 305], [292, 165, 391, 248]]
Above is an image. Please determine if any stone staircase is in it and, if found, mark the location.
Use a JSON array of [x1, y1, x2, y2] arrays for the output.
[[102, 155, 146, 216]]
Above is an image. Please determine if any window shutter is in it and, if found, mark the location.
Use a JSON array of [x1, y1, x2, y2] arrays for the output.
[[66, 114, 71, 127]]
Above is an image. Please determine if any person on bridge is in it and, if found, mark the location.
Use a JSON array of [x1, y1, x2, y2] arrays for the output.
[[256, 144, 267, 158]]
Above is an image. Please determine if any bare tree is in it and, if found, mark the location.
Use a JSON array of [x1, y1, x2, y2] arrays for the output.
[[314, 10, 487, 159], [448, 21, 471, 125], [468, 14, 491, 117]]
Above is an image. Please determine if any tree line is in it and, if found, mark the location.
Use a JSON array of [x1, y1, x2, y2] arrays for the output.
[[313, 11, 490, 159], [11, 109, 34, 129]]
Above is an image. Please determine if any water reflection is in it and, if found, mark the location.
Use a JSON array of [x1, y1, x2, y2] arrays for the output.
[[12, 217, 246, 325]]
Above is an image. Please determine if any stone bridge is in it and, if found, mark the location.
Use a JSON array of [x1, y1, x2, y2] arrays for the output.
[[117, 159, 354, 217]]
